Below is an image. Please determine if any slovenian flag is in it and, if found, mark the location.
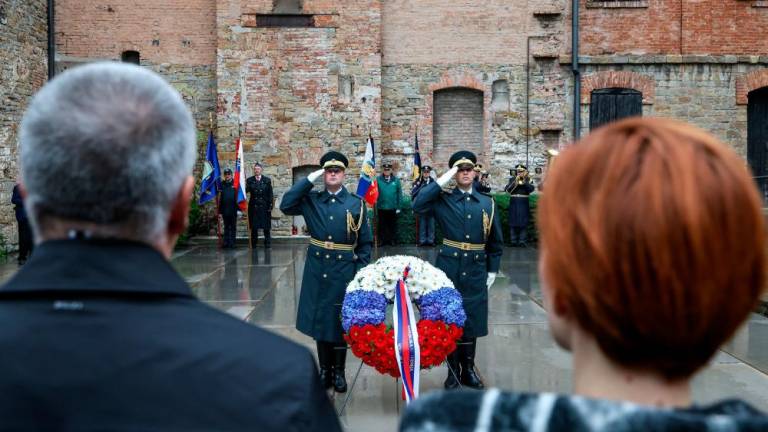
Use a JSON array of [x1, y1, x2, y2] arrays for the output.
[[356, 135, 379, 206], [233, 137, 247, 212], [393, 265, 420, 404], [412, 132, 422, 181]]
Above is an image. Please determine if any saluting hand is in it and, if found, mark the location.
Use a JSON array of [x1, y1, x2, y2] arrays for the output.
[[486, 272, 496, 291], [308, 168, 325, 182], [437, 166, 458, 187]]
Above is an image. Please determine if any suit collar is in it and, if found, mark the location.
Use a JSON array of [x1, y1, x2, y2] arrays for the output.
[[1, 239, 194, 298]]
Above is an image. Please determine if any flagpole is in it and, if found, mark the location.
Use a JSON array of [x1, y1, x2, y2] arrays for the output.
[[239, 123, 253, 251], [210, 114, 223, 249]]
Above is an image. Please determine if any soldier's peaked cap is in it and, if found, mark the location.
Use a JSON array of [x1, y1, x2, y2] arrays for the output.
[[515, 164, 527, 170], [449, 151, 477, 168], [320, 151, 348, 170]]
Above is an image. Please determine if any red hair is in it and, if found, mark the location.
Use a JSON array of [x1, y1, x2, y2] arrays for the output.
[[538, 117, 765, 380]]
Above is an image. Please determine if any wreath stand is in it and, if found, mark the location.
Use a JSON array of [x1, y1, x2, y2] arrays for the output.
[[334, 354, 464, 418]]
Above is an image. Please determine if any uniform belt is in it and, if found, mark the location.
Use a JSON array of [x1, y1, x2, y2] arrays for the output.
[[510, 194, 528, 198], [310, 238, 355, 251], [442, 239, 485, 251]]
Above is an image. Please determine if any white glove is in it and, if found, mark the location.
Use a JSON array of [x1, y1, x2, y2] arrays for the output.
[[437, 166, 458, 187], [307, 168, 325, 183], [486, 272, 497, 290]]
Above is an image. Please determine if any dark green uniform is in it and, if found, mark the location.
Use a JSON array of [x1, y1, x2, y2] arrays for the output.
[[280, 178, 373, 342], [412, 182, 504, 337]]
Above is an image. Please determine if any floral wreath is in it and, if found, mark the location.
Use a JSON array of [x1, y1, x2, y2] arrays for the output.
[[342, 255, 466, 377]]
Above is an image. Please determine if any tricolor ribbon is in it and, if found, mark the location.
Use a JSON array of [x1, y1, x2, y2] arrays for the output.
[[393, 265, 420, 404]]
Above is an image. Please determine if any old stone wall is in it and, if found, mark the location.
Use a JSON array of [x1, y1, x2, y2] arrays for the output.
[[0, 0, 47, 249], [217, 0, 382, 234]]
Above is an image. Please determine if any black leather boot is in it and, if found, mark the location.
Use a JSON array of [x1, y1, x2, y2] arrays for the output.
[[316, 342, 332, 390], [443, 350, 461, 390], [332, 344, 348, 393], [460, 339, 484, 389]]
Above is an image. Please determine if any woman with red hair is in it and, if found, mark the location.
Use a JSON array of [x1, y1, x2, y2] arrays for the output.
[[400, 117, 768, 431]]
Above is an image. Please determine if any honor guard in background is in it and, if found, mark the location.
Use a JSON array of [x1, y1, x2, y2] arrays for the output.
[[504, 164, 535, 247], [376, 162, 402, 246], [218, 169, 238, 248], [474, 165, 492, 194], [411, 165, 436, 246], [279, 151, 373, 393], [246, 163, 273, 248], [412, 151, 504, 390]]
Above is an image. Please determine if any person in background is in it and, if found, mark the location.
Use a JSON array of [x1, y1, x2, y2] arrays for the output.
[[476, 169, 492, 194], [400, 118, 768, 431], [376, 162, 402, 246], [504, 164, 534, 247], [246, 162, 273, 248], [411, 165, 436, 246], [11, 182, 32, 265], [218, 168, 238, 249], [5, 62, 340, 431]]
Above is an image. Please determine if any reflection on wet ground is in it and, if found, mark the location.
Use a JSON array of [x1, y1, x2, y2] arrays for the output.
[[2, 241, 767, 431]]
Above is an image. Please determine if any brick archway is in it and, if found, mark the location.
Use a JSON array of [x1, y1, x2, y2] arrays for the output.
[[581, 71, 655, 105], [736, 69, 768, 105], [416, 73, 491, 168]]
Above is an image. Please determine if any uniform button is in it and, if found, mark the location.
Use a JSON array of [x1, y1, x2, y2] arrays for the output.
[[454, 252, 458, 257], [466, 197, 470, 201], [323, 274, 327, 278], [338, 255, 342, 259], [316, 251, 320, 256], [467, 215, 472, 219], [331, 198, 336, 203], [462, 272, 466, 276], [329, 216, 334, 220], [325, 254, 330, 259], [464, 253, 468, 257], [328, 235, 332, 240], [465, 234, 470, 239]]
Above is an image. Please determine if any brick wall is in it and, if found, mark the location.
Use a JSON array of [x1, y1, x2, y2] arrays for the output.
[[56, 0, 216, 66], [0, 0, 47, 249], [217, 0, 382, 234], [581, 0, 768, 56], [433, 88, 484, 165]]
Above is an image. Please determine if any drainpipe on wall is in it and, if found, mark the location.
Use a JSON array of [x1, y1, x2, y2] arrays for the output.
[[48, 0, 55, 79], [572, 0, 581, 140]]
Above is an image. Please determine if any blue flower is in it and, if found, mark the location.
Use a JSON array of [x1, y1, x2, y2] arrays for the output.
[[418, 287, 466, 327], [342, 290, 388, 331]]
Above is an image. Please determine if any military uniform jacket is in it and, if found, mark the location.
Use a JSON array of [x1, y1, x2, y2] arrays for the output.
[[504, 178, 535, 228], [412, 182, 503, 337], [0, 239, 341, 432], [280, 178, 373, 342], [246, 175, 273, 229]]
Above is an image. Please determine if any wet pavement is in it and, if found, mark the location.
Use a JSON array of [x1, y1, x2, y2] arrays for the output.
[[2, 241, 768, 431]]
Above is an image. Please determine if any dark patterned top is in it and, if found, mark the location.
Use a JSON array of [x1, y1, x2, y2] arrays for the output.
[[400, 389, 768, 432]]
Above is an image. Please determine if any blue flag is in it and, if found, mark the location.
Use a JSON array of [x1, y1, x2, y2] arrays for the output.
[[199, 131, 221, 205], [412, 132, 422, 181]]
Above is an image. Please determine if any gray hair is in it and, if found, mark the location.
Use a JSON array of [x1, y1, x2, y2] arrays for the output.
[[19, 62, 197, 242]]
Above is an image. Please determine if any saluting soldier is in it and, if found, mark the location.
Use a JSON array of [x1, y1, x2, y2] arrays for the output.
[[246, 162, 273, 248], [504, 164, 535, 247], [412, 151, 504, 390], [279, 151, 373, 393]]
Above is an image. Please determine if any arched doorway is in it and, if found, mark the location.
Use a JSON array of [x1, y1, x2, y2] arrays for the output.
[[589, 88, 642, 130], [748, 87, 768, 199], [433, 88, 484, 166]]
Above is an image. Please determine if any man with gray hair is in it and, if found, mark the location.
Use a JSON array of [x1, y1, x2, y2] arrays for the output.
[[0, 62, 340, 431]]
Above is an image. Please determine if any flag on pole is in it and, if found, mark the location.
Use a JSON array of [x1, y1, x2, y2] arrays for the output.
[[199, 131, 221, 205], [356, 135, 379, 206], [393, 265, 420, 404], [412, 132, 422, 181], [233, 138, 247, 212]]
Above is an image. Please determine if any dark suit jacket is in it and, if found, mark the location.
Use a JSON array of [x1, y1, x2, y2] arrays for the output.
[[0, 239, 341, 432]]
